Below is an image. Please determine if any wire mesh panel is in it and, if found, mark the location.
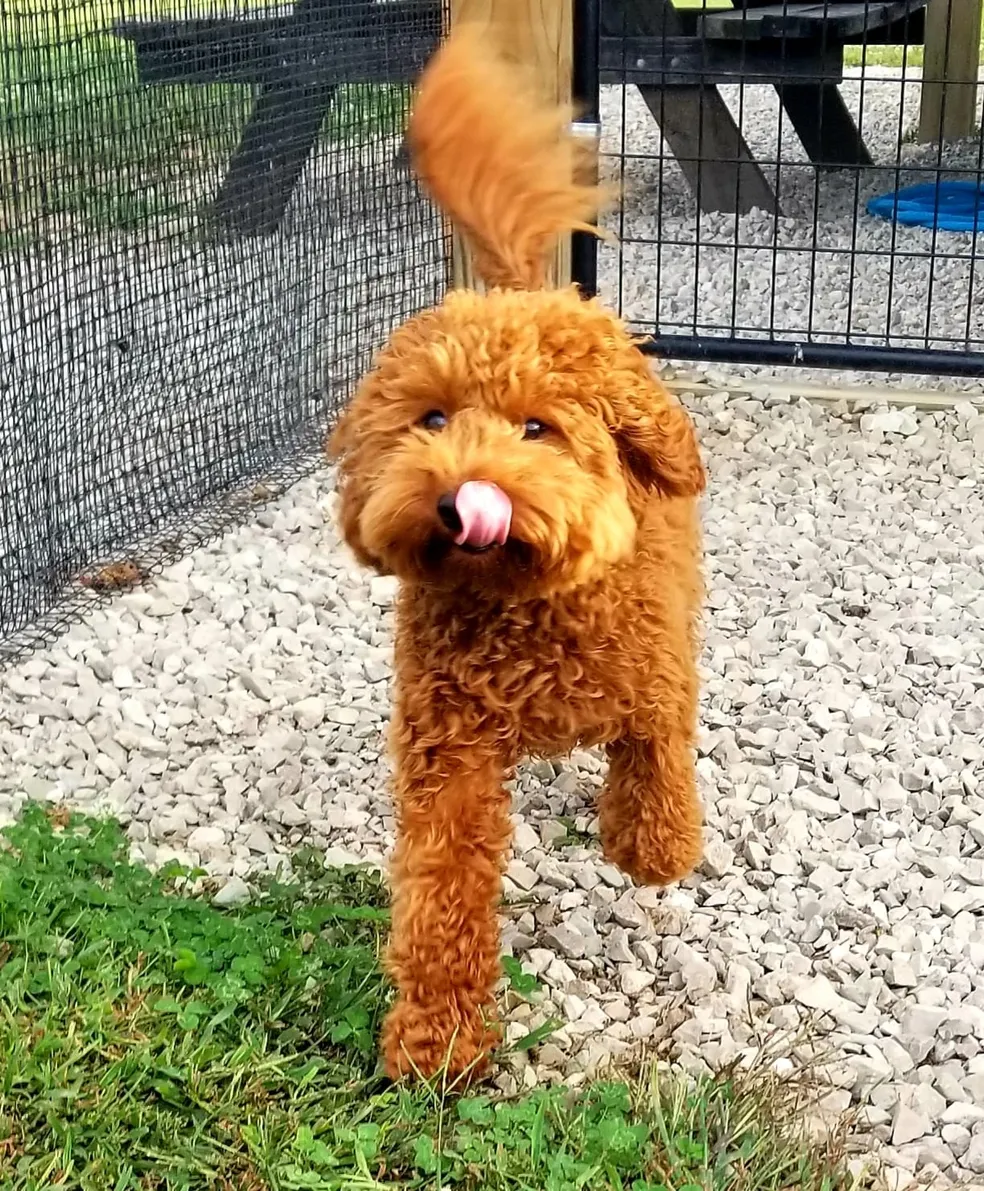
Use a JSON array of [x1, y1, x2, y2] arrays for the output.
[[595, 0, 984, 376], [0, 0, 447, 663]]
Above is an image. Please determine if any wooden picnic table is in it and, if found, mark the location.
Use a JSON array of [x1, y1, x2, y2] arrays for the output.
[[115, 0, 934, 228], [601, 0, 930, 213], [116, 0, 443, 234]]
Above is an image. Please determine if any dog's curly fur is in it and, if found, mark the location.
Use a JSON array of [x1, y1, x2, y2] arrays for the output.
[[328, 26, 707, 1082]]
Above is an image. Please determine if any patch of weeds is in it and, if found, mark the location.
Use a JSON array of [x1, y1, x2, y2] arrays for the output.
[[639, 1051, 865, 1191], [501, 954, 542, 1000], [0, 804, 869, 1190], [1, 35, 254, 237], [406, 1059, 866, 1190], [327, 82, 410, 143], [551, 815, 597, 849], [0, 803, 391, 1186]]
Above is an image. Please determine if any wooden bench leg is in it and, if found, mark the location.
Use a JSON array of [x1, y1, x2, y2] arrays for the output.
[[638, 85, 779, 215], [779, 82, 873, 169], [208, 81, 337, 235], [605, 0, 777, 215]]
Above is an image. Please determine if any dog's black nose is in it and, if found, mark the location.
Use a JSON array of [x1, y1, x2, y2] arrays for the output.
[[436, 492, 462, 535]]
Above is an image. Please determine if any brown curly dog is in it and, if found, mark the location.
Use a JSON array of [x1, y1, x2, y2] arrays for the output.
[[328, 25, 706, 1082]]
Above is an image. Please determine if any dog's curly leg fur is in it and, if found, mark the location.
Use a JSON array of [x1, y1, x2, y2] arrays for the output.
[[600, 733, 702, 886], [599, 641, 703, 886], [382, 696, 512, 1081]]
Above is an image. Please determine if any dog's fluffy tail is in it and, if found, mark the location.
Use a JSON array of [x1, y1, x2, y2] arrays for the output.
[[406, 24, 609, 291]]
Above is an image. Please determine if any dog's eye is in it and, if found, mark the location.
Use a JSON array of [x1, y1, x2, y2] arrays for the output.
[[523, 419, 549, 440], [420, 410, 448, 431]]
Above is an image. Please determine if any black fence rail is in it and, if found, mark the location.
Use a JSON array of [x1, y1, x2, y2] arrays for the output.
[[0, 0, 448, 663]]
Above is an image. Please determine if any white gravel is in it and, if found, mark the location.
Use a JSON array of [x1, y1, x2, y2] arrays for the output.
[[2, 391, 983, 1187], [597, 67, 984, 392]]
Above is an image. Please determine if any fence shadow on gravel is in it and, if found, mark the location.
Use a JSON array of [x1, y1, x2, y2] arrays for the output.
[[0, 0, 448, 664]]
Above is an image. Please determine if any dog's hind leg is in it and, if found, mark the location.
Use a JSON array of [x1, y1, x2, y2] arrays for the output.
[[600, 716, 703, 888], [381, 700, 512, 1082]]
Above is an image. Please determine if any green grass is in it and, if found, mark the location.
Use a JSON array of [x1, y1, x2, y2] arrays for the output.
[[0, 0, 410, 243], [0, 803, 869, 1190]]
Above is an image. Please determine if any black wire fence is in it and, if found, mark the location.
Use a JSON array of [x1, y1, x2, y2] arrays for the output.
[[590, 0, 984, 377], [2, 0, 981, 661], [0, 0, 447, 663]]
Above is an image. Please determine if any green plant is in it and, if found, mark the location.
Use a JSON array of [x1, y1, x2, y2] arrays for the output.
[[550, 815, 597, 849], [0, 804, 392, 1186], [401, 1064, 865, 1191]]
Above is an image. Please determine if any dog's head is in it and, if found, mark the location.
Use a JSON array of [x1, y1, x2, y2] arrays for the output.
[[328, 287, 704, 599]]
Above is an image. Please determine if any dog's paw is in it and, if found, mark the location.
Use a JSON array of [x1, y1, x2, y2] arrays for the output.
[[381, 997, 499, 1083], [601, 823, 703, 887]]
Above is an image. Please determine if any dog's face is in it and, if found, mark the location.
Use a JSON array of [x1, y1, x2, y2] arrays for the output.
[[329, 288, 704, 598]]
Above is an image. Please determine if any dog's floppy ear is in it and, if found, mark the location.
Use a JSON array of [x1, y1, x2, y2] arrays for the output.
[[614, 382, 706, 499]]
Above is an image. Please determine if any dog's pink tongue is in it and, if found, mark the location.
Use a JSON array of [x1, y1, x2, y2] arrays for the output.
[[454, 481, 512, 549]]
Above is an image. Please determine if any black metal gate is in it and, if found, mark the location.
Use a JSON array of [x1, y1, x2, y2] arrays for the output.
[[573, 0, 984, 378]]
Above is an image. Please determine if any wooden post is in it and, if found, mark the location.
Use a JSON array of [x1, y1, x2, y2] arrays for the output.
[[448, 0, 573, 290], [918, 0, 983, 143]]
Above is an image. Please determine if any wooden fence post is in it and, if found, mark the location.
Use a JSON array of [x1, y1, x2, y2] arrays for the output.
[[447, 0, 574, 290], [918, 0, 983, 143]]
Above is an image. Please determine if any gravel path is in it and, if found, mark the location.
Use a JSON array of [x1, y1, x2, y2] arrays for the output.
[[2, 392, 983, 1185], [597, 67, 984, 393]]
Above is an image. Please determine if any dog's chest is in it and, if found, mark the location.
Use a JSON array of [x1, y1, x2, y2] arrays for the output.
[[433, 610, 644, 752]]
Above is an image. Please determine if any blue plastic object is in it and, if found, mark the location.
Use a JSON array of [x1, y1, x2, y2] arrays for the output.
[[866, 181, 984, 232]]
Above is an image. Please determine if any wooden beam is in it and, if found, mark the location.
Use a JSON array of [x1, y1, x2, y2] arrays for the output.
[[448, 0, 573, 290], [208, 82, 337, 235], [115, 2, 441, 88], [918, 0, 983, 142], [662, 371, 984, 411], [780, 83, 873, 168]]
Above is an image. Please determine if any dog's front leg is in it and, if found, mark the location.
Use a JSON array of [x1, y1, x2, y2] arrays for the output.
[[601, 729, 703, 886], [381, 700, 511, 1082]]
